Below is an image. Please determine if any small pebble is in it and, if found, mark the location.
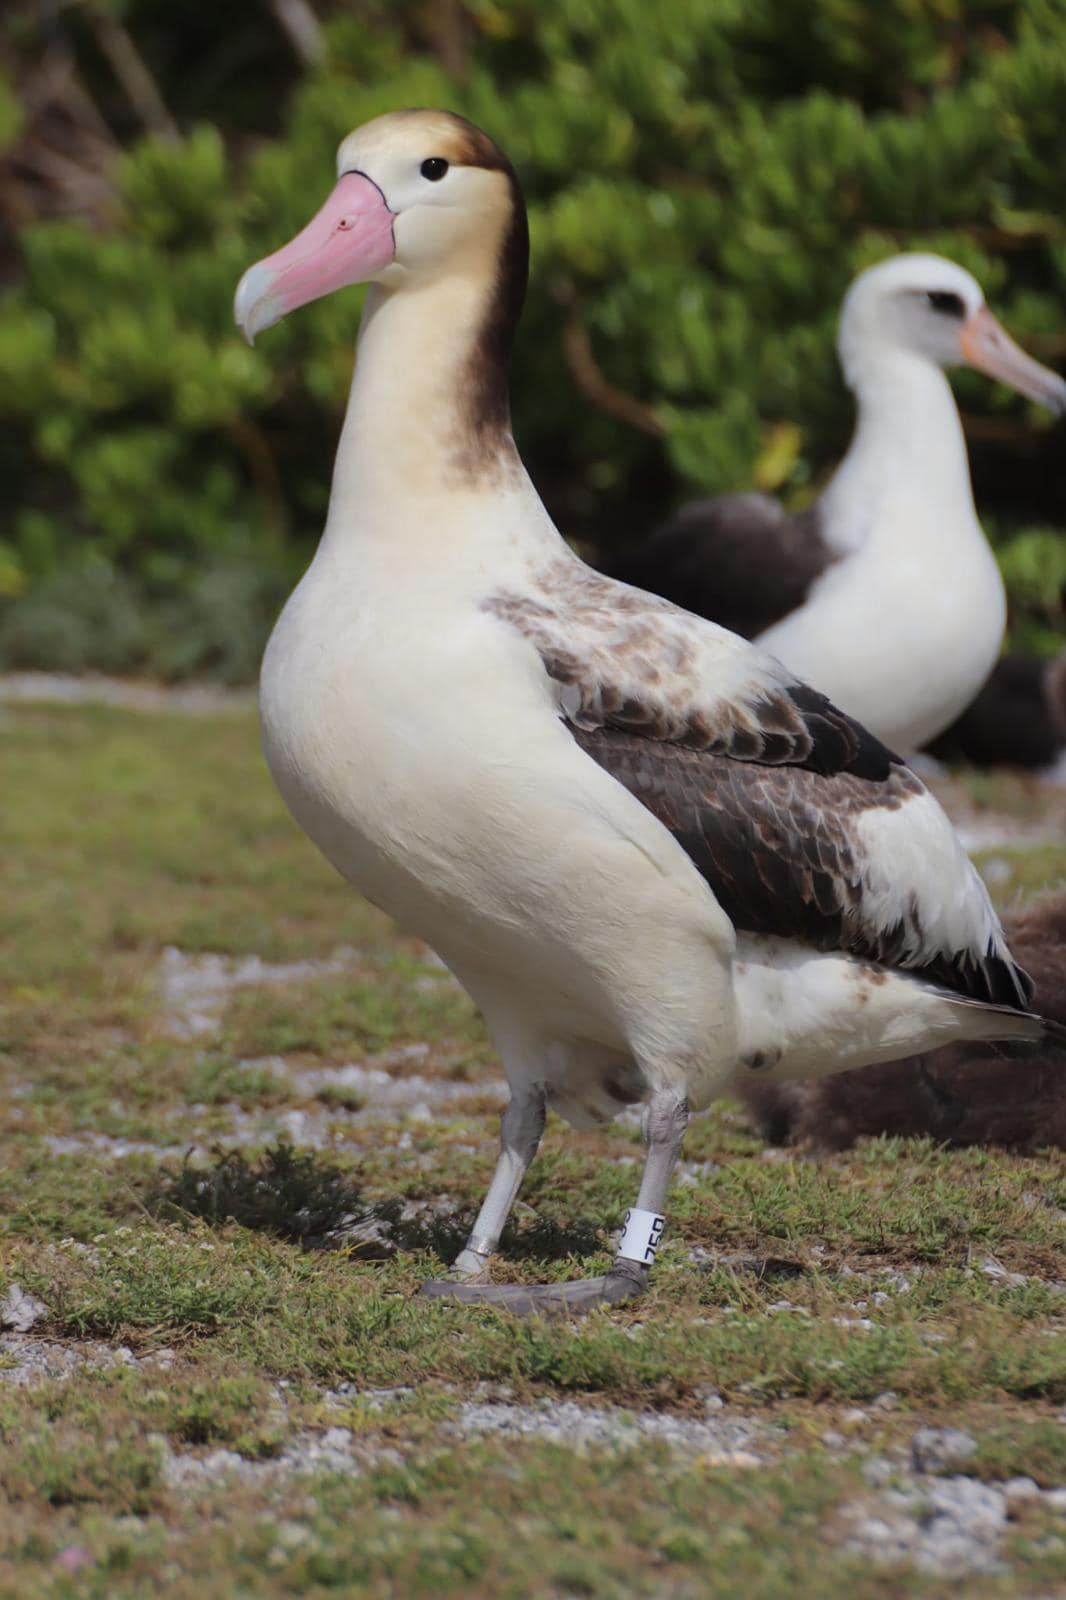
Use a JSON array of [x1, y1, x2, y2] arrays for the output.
[[275, 1522, 312, 1549], [979, 1257, 1027, 1289], [1, 1285, 48, 1334], [911, 1427, 977, 1475]]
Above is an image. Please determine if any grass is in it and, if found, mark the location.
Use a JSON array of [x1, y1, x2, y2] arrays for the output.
[[1, 700, 1065, 1597]]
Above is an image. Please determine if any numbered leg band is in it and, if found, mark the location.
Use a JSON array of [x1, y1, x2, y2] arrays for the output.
[[464, 1236, 496, 1260], [616, 1208, 666, 1266]]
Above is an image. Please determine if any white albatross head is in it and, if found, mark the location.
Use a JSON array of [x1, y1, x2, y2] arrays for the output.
[[837, 252, 1066, 414], [234, 109, 524, 345]]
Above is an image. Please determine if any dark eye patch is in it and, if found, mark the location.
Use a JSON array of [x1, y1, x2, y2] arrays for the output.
[[926, 290, 966, 318], [420, 157, 449, 182]]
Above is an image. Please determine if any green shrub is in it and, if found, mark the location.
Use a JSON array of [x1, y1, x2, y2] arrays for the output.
[[2, 0, 1064, 677]]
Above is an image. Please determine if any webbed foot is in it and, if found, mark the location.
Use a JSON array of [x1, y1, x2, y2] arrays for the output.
[[417, 1259, 647, 1316]]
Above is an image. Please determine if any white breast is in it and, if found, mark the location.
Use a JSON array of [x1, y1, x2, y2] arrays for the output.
[[759, 503, 1005, 752], [259, 543, 738, 1084], [757, 351, 1007, 753]]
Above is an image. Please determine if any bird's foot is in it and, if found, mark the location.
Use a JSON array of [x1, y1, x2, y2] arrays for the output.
[[417, 1259, 648, 1316]]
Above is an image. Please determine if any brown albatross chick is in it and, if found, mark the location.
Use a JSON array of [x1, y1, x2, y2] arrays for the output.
[[927, 653, 1066, 773], [742, 894, 1066, 1152]]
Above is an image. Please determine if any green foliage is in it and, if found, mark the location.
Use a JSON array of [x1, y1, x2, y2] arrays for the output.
[[996, 527, 1066, 651], [969, 1417, 1066, 1486], [0, 65, 23, 152], [119, 124, 231, 246], [0, 1411, 163, 1514], [2, 0, 1065, 676]]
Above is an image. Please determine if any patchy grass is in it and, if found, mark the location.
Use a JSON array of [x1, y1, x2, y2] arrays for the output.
[[0, 1432, 933, 1597], [969, 1418, 1066, 1487], [972, 840, 1066, 903], [1, 699, 1065, 1597]]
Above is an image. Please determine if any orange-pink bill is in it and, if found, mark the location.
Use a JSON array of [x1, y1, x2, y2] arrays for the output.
[[960, 305, 1066, 414]]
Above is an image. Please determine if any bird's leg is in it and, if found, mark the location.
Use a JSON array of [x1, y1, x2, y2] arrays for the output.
[[448, 1084, 547, 1282], [608, 1086, 689, 1291], [419, 1086, 688, 1316]]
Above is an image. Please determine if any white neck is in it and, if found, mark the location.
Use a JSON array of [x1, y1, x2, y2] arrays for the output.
[[321, 272, 537, 553], [821, 345, 979, 553]]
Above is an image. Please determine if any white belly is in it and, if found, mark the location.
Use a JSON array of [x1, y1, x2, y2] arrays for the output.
[[258, 561, 739, 1104]]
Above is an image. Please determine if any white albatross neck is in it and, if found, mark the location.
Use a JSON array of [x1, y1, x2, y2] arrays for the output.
[[757, 336, 1005, 752], [819, 343, 980, 556], [318, 273, 557, 572]]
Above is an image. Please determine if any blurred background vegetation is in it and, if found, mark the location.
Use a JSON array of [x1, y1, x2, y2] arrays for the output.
[[0, 0, 1064, 682]]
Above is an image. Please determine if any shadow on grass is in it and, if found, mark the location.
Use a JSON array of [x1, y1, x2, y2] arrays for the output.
[[151, 1142, 603, 1264], [152, 1143, 373, 1251]]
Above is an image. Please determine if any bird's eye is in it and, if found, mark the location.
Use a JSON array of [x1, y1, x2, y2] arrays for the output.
[[926, 290, 966, 319], [420, 157, 449, 182]]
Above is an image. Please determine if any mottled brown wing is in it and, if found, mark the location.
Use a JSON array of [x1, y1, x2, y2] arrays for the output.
[[571, 724, 1028, 1008], [486, 576, 903, 777], [606, 496, 834, 640]]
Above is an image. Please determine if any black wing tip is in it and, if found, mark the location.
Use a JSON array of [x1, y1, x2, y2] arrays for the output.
[[785, 683, 904, 781], [913, 945, 1035, 1014], [968, 951, 1035, 1011], [1010, 958, 1036, 1010]]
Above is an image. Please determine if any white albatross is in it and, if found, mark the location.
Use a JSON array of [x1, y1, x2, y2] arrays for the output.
[[235, 112, 1062, 1313], [612, 254, 1066, 753]]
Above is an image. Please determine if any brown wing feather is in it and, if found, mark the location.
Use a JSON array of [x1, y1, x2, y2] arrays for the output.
[[606, 496, 835, 639], [482, 556, 1029, 1010], [572, 725, 1030, 1009]]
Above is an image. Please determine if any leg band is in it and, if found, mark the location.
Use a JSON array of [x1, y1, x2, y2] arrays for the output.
[[616, 1207, 666, 1266]]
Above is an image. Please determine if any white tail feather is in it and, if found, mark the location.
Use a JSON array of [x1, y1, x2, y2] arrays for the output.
[[733, 935, 1044, 1084]]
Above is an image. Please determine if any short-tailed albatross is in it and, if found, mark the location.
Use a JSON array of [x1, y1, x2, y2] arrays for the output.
[[235, 112, 1062, 1313], [611, 254, 1066, 754]]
